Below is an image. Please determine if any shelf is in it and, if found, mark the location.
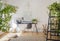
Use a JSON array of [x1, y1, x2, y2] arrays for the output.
[[48, 30, 60, 33], [49, 16, 60, 18], [51, 32, 60, 36], [47, 39, 60, 41], [49, 23, 59, 25], [46, 14, 60, 41], [48, 30, 57, 33], [51, 34, 60, 36]]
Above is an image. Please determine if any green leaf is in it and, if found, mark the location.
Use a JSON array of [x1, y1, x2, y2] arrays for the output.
[[0, 2, 17, 32]]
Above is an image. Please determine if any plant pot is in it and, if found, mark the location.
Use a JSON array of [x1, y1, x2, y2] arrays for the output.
[[32, 21, 37, 23]]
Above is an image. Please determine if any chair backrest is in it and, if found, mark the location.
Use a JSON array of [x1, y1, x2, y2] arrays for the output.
[[26, 23, 32, 29]]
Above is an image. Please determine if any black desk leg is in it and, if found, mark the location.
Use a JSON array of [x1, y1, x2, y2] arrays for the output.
[[35, 24, 38, 33]]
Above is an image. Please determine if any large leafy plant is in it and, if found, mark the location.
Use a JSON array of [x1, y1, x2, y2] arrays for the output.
[[48, 2, 60, 16], [0, 1, 17, 32], [48, 2, 60, 33]]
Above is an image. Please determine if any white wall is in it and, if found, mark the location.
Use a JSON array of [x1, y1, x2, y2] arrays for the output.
[[3, 0, 59, 32]]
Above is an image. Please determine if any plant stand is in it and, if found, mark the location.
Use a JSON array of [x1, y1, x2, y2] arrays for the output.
[[46, 12, 60, 41]]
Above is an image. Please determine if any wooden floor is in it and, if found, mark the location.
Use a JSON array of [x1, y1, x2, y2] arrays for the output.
[[10, 31, 46, 41], [0, 31, 46, 38], [1, 31, 60, 41], [0, 31, 46, 41], [0, 33, 8, 39], [22, 31, 46, 37]]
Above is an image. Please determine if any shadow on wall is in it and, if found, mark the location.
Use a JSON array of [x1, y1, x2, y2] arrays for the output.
[[42, 24, 48, 35]]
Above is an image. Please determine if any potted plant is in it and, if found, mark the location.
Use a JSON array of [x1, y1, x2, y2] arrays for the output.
[[48, 2, 60, 38], [32, 19, 38, 23], [0, 1, 17, 32]]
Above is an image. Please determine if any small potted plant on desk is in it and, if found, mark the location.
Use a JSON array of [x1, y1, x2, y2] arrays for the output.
[[32, 19, 38, 33], [32, 19, 38, 23]]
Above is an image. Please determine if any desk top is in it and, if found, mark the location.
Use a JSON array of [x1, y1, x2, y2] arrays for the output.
[[17, 21, 37, 24]]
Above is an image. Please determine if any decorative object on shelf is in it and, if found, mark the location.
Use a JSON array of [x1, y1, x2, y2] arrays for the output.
[[0, 1, 17, 32]]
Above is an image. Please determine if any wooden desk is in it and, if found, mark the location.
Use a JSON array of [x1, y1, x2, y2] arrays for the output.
[[17, 21, 38, 33]]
